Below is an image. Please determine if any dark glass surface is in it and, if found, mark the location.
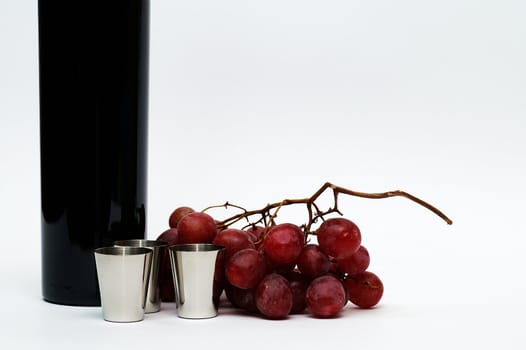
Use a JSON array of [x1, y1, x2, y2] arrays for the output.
[[38, 0, 150, 306]]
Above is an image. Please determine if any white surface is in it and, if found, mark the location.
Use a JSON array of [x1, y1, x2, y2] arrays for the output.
[[1, 0, 525, 348]]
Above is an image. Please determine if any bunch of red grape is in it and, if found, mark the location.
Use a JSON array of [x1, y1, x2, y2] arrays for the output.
[[157, 206, 384, 319]]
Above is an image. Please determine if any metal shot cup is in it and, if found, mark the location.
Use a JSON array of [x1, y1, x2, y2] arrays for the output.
[[169, 244, 224, 319], [94, 246, 152, 322], [113, 239, 167, 313]]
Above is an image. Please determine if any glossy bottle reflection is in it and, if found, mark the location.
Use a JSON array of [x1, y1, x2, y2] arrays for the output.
[[39, 0, 150, 306]]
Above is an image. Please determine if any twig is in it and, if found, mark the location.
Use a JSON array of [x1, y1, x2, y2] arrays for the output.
[[211, 182, 452, 232]]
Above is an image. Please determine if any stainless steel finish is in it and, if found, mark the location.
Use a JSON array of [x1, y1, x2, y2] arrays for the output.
[[113, 239, 168, 313], [94, 246, 152, 322], [169, 244, 224, 319]]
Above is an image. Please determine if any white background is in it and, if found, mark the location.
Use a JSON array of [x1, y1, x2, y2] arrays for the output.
[[1, 0, 525, 349]]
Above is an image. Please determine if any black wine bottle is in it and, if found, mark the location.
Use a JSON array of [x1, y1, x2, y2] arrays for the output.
[[38, 0, 150, 306]]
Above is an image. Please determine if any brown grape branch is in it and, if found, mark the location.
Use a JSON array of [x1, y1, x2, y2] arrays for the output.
[[204, 182, 453, 233]]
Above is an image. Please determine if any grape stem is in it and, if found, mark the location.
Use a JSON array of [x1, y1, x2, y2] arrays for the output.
[[204, 182, 453, 231]]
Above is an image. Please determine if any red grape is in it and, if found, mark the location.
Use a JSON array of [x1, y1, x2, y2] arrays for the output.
[[328, 260, 339, 274], [168, 206, 195, 228], [224, 282, 258, 313], [224, 281, 238, 307], [284, 271, 309, 314], [213, 228, 255, 261], [305, 274, 347, 318], [156, 228, 179, 302], [317, 218, 361, 259], [245, 225, 265, 244], [260, 250, 274, 274], [263, 223, 303, 265], [337, 245, 370, 275], [177, 212, 217, 244], [225, 248, 267, 289], [255, 273, 293, 319], [159, 252, 175, 302], [214, 249, 225, 283], [272, 261, 297, 274], [157, 227, 179, 245], [297, 244, 330, 278], [344, 271, 383, 308], [213, 279, 223, 309]]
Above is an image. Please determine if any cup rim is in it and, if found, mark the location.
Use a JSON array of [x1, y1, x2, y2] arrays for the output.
[[169, 243, 224, 252], [113, 239, 168, 248], [95, 246, 153, 256]]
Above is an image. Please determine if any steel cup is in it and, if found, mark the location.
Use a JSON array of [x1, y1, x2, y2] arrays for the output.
[[94, 246, 152, 322], [113, 239, 168, 313], [169, 244, 224, 319]]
